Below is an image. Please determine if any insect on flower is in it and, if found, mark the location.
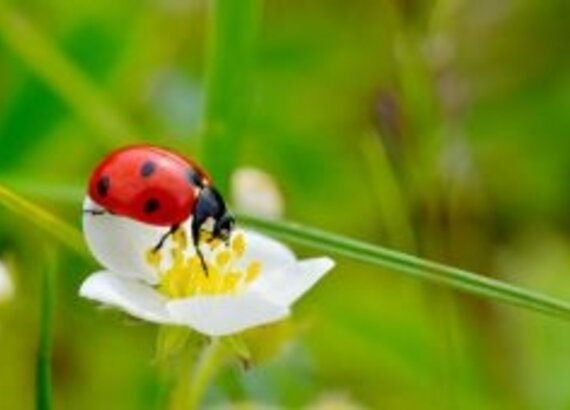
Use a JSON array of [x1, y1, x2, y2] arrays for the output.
[[85, 145, 234, 273], [80, 146, 335, 336]]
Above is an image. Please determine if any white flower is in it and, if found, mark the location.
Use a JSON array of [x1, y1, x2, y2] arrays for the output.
[[80, 198, 334, 336], [231, 167, 284, 219], [0, 260, 14, 303]]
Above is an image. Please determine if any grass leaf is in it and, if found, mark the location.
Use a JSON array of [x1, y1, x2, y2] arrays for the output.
[[0, 184, 88, 257], [238, 213, 570, 320]]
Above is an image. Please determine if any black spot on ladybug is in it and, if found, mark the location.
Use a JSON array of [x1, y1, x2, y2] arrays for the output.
[[140, 161, 156, 178], [187, 168, 204, 188], [144, 198, 160, 214], [97, 176, 110, 197]]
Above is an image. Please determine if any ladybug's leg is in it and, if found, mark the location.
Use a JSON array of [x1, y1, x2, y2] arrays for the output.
[[191, 219, 209, 277], [152, 224, 179, 253], [83, 209, 107, 216], [194, 237, 209, 277]]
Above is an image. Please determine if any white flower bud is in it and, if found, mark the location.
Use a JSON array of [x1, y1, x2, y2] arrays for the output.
[[231, 167, 284, 219], [0, 260, 14, 303]]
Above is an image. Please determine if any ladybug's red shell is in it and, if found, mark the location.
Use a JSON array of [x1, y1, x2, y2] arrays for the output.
[[88, 145, 210, 226]]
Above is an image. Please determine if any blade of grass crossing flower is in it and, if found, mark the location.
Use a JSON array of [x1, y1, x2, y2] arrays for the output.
[[238, 213, 570, 320], [1, 178, 84, 205], [36, 246, 56, 410], [0, 184, 88, 257]]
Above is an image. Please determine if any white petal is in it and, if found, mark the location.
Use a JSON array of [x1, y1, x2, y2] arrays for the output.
[[250, 257, 334, 307], [240, 230, 296, 271], [166, 292, 290, 336], [79, 271, 174, 324], [83, 197, 186, 284]]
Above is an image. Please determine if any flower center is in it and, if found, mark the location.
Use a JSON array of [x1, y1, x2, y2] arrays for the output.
[[145, 230, 262, 299]]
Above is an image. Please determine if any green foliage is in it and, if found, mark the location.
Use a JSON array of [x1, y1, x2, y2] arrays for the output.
[[1, 0, 570, 409]]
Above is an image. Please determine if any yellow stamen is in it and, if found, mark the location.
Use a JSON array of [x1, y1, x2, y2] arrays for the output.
[[160, 264, 189, 298], [231, 233, 246, 258], [145, 249, 161, 268], [187, 255, 203, 275], [172, 228, 187, 248], [171, 247, 184, 265], [199, 231, 213, 243], [216, 250, 231, 267], [221, 273, 240, 293], [149, 232, 263, 299], [246, 261, 262, 283], [209, 239, 223, 250]]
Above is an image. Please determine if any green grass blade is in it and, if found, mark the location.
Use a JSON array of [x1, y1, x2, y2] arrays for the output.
[[0, 178, 84, 204], [0, 184, 88, 257], [36, 246, 56, 410], [238, 213, 570, 320], [201, 0, 261, 193], [0, 5, 138, 146]]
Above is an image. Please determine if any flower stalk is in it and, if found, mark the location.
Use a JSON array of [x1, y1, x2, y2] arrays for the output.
[[186, 338, 228, 410], [37, 246, 56, 410]]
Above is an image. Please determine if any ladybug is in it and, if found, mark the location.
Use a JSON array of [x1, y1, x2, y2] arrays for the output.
[[85, 145, 235, 271]]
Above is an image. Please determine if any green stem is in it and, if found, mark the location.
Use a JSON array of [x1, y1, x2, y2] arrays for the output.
[[185, 338, 227, 410], [238, 213, 570, 320], [187, 338, 227, 410], [202, 0, 261, 193], [36, 247, 56, 410]]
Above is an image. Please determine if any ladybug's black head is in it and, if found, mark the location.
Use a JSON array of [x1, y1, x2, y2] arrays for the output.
[[192, 186, 235, 246]]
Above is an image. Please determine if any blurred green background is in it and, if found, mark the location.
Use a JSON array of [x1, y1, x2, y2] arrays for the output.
[[1, 0, 570, 408]]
